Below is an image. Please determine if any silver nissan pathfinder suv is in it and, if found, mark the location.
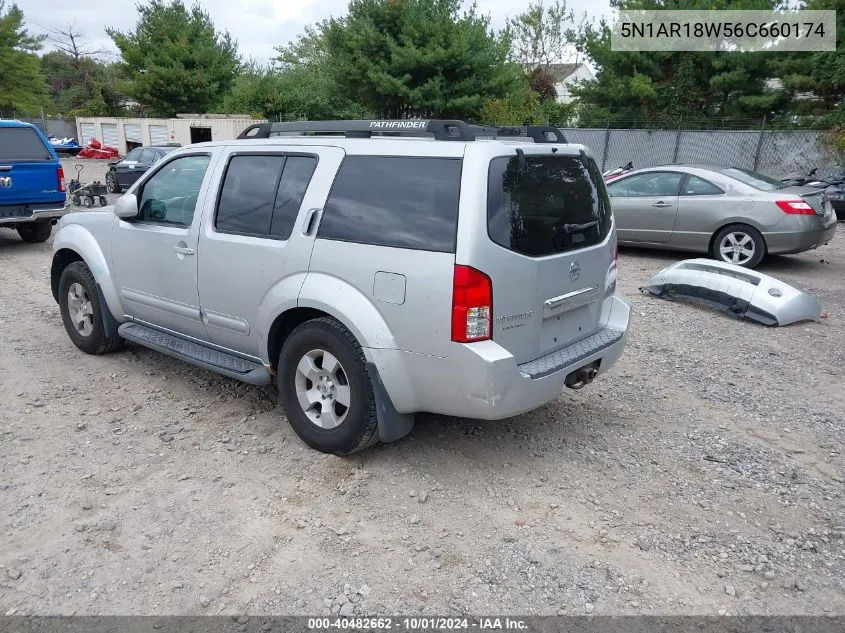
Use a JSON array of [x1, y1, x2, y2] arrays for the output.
[[50, 120, 631, 455]]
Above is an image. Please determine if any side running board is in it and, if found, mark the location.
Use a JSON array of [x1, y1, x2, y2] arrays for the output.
[[118, 323, 272, 385]]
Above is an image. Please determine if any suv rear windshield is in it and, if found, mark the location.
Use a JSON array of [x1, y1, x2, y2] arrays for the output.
[[0, 127, 53, 162], [487, 153, 612, 257]]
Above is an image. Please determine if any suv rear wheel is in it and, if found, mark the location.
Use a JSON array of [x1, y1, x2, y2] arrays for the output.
[[277, 317, 379, 455], [17, 221, 52, 243], [58, 261, 124, 355]]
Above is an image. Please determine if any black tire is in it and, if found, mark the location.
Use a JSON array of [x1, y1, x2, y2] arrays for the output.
[[99, 196, 108, 206], [16, 221, 52, 243], [72, 195, 81, 206], [277, 317, 379, 455], [105, 172, 121, 194], [82, 196, 94, 208], [711, 223, 766, 268], [58, 261, 123, 355]]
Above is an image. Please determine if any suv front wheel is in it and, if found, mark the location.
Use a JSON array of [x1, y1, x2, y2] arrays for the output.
[[277, 317, 379, 455], [58, 261, 124, 355]]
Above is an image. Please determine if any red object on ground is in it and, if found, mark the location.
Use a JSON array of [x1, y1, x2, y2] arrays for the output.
[[77, 137, 120, 159]]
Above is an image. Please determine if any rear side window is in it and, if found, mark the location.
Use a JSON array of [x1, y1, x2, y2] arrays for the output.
[[0, 127, 52, 162], [319, 156, 462, 253], [215, 154, 317, 239], [487, 154, 612, 257]]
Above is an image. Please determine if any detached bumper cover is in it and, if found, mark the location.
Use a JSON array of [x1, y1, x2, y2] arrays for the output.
[[641, 259, 821, 326]]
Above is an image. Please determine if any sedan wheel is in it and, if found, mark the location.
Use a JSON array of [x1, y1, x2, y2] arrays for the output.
[[105, 172, 121, 194], [719, 232, 756, 265], [712, 224, 765, 268]]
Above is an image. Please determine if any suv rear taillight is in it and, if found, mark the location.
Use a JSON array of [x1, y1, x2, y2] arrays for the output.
[[606, 247, 619, 294], [451, 265, 492, 342], [57, 166, 66, 192], [775, 199, 814, 215]]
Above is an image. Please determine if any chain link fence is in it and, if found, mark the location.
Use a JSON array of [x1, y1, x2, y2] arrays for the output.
[[561, 123, 839, 179]]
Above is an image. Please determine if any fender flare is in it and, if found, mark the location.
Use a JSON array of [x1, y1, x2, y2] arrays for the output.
[[52, 225, 124, 323]]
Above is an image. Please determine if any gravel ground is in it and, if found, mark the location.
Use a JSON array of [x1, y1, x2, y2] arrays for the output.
[[0, 158, 843, 617]]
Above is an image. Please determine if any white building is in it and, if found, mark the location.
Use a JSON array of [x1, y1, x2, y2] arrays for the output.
[[75, 114, 266, 155], [547, 63, 595, 104]]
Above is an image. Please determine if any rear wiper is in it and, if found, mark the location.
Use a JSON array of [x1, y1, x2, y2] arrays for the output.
[[562, 220, 598, 234]]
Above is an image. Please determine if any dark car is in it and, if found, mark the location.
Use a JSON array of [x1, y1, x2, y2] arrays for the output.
[[105, 144, 180, 194]]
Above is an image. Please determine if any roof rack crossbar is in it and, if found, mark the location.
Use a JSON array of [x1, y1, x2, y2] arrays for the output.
[[236, 120, 568, 143]]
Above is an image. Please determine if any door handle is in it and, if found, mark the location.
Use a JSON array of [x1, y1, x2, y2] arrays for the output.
[[173, 245, 195, 256], [302, 208, 323, 236], [652, 201, 672, 208]]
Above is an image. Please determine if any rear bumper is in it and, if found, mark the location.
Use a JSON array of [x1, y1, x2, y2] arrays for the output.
[[370, 295, 631, 420], [764, 219, 837, 255], [0, 203, 67, 225]]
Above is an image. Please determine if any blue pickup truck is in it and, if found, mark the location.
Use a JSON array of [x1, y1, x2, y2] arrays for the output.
[[0, 120, 67, 242]]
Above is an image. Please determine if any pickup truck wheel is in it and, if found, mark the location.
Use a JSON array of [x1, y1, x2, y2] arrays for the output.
[[17, 221, 52, 243], [278, 317, 379, 455], [58, 262, 123, 355]]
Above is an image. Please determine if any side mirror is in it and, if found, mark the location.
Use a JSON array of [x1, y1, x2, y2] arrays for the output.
[[114, 194, 138, 219]]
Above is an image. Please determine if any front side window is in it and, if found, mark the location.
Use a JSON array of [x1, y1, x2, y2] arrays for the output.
[[319, 156, 462, 253], [215, 154, 317, 239], [487, 153, 612, 257], [606, 172, 683, 197], [137, 155, 211, 227]]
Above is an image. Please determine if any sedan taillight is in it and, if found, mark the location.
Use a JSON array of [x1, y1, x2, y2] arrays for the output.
[[776, 199, 815, 215]]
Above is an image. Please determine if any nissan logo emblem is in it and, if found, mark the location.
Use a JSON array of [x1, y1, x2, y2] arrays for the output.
[[0, 177, 12, 189], [569, 260, 581, 281]]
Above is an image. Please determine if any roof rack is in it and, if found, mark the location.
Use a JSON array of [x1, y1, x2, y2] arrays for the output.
[[236, 120, 567, 143]]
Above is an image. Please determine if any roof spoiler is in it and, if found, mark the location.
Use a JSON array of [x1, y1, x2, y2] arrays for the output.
[[237, 120, 567, 143]]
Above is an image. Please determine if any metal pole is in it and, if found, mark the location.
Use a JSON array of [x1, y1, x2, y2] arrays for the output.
[[672, 123, 682, 164], [601, 123, 611, 172], [753, 116, 766, 171]]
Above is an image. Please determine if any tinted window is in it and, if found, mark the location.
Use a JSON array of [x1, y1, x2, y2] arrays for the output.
[[138, 155, 210, 226], [319, 156, 462, 252], [139, 149, 157, 165], [720, 167, 786, 191], [216, 154, 317, 239], [606, 172, 683, 197], [682, 175, 723, 196], [124, 148, 142, 162], [217, 156, 283, 235], [270, 156, 317, 238], [0, 127, 52, 161], [487, 154, 612, 257]]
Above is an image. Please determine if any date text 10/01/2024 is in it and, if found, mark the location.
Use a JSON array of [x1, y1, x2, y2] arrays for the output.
[[307, 617, 529, 630]]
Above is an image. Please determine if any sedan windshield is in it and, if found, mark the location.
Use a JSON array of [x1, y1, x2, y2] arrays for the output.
[[720, 167, 787, 191]]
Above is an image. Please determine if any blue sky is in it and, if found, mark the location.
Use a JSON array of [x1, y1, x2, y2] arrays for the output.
[[21, 0, 612, 65]]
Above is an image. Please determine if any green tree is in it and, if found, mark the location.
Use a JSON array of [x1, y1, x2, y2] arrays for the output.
[[107, 0, 240, 117], [320, 0, 517, 120], [0, 1, 47, 115], [507, 0, 585, 68], [572, 0, 790, 127], [774, 0, 845, 125]]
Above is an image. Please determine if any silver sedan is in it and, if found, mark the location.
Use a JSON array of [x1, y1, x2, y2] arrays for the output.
[[605, 165, 838, 268]]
